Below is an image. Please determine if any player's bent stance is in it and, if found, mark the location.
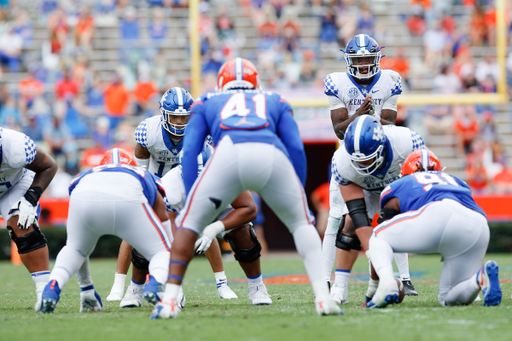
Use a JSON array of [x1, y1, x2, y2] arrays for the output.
[[106, 87, 237, 303], [0, 128, 57, 311], [367, 149, 501, 308], [161, 165, 271, 305], [39, 149, 171, 313], [151, 58, 341, 319], [323, 34, 417, 303]]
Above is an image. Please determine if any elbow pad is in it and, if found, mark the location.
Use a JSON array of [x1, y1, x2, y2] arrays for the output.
[[134, 157, 149, 169], [346, 198, 371, 230]]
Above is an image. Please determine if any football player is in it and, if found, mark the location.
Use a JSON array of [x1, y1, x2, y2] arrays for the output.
[[39, 149, 171, 313], [0, 128, 58, 311], [151, 57, 341, 319], [106, 87, 238, 304], [330, 115, 425, 304], [367, 149, 502, 308], [323, 34, 417, 303], [161, 164, 271, 305]]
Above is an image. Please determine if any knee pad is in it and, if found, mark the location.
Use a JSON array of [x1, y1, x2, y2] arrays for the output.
[[335, 229, 362, 251], [8, 226, 47, 254], [224, 226, 262, 263], [131, 248, 149, 270]]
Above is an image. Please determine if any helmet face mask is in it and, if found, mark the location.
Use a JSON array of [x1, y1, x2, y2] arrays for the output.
[[344, 115, 387, 176], [343, 34, 382, 80], [159, 87, 193, 137]]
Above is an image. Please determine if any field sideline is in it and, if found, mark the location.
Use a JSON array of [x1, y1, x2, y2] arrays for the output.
[[1, 253, 511, 341]]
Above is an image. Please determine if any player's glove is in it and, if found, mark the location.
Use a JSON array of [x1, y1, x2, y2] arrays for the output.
[[368, 96, 376, 116], [16, 188, 42, 229], [194, 221, 225, 254]]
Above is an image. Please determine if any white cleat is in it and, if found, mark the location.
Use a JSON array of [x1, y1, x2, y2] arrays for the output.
[[366, 277, 399, 309], [150, 298, 181, 319], [329, 285, 349, 305], [120, 285, 143, 308], [247, 284, 272, 305], [80, 289, 103, 312], [217, 282, 238, 299], [178, 287, 186, 309], [474, 293, 482, 302], [315, 296, 343, 316]]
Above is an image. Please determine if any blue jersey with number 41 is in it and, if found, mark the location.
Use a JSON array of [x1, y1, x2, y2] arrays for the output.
[[379, 171, 486, 217]]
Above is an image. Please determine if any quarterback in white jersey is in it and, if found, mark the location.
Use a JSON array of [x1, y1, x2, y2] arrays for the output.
[[322, 34, 418, 303], [331, 115, 424, 305], [0, 128, 58, 311], [107, 87, 237, 306]]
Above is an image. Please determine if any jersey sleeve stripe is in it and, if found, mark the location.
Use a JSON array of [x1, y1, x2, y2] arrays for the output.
[[142, 202, 171, 251], [379, 188, 392, 207], [374, 201, 435, 236]]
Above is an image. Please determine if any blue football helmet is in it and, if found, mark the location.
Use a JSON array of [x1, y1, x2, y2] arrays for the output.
[[159, 87, 194, 136], [341, 34, 383, 80], [344, 115, 387, 175]]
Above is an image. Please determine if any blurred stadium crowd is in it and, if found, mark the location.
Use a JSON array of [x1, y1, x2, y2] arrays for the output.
[[0, 0, 511, 196]]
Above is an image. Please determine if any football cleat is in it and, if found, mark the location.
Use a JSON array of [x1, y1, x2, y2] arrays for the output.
[[39, 280, 61, 314], [150, 298, 181, 319], [120, 285, 143, 308], [247, 284, 272, 305], [479, 260, 502, 306], [142, 275, 164, 305], [402, 280, 419, 296], [80, 287, 103, 312], [315, 296, 344, 316], [217, 281, 238, 299], [473, 293, 482, 302], [366, 277, 399, 309], [178, 286, 186, 309], [329, 285, 349, 305]]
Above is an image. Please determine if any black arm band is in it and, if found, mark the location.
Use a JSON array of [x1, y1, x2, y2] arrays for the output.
[[346, 198, 371, 230], [377, 207, 401, 224], [24, 187, 42, 206]]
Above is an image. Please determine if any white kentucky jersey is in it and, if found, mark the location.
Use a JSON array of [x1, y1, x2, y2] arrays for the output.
[[134, 115, 213, 178], [332, 125, 424, 194], [0, 128, 37, 199], [324, 70, 402, 116]]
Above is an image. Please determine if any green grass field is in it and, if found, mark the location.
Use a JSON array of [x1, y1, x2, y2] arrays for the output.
[[0, 253, 511, 341]]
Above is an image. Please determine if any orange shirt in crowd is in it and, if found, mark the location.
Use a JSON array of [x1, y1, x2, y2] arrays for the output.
[[493, 168, 512, 190], [410, 0, 431, 9], [76, 16, 94, 35], [466, 164, 488, 191], [454, 118, 480, 144], [19, 77, 44, 101], [105, 83, 129, 116], [55, 79, 79, 99], [133, 81, 158, 102]]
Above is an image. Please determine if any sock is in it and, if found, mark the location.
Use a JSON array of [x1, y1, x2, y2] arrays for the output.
[[366, 278, 379, 298], [129, 279, 145, 291], [292, 224, 328, 299], [49, 245, 86, 289], [334, 269, 350, 288], [322, 216, 340, 283], [394, 253, 411, 280], [214, 271, 227, 284], [444, 273, 480, 306], [32, 271, 50, 294], [247, 273, 263, 287], [76, 258, 94, 289], [368, 235, 395, 281], [163, 283, 180, 301], [148, 250, 170, 285], [114, 273, 127, 285]]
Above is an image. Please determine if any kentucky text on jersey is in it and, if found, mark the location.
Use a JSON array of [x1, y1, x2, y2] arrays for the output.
[[380, 171, 486, 217]]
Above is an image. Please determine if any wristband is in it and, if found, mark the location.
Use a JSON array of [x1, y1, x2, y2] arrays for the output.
[[24, 187, 42, 206]]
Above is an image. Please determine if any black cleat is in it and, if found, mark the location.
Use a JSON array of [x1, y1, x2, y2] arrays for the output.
[[402, 280, 419, 296]]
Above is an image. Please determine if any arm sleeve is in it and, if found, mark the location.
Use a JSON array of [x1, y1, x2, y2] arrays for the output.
[[134, 119, 149, 148], [182, 112, 209, 195], [324, 74, 345, 110], [379, 185, 394, 208], [134, 156, 149, 169], [4, 131, 37, 168], [276, 109, 307, 187]]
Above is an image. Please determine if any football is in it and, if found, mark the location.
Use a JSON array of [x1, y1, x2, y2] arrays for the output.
[[396, 278, 405, 303]]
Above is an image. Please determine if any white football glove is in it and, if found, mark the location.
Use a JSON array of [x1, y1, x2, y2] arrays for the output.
[[17, 197, 38, 229], [194, 221, 225, 254]]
